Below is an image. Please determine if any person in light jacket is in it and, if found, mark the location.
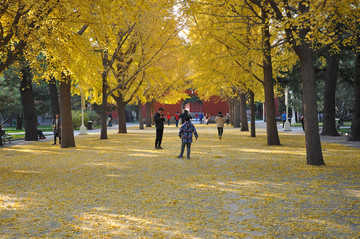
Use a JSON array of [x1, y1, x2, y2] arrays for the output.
[[215, 112, 225, 140]]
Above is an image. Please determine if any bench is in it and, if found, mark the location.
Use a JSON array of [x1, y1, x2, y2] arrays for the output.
[[1, 130, 12, 144]]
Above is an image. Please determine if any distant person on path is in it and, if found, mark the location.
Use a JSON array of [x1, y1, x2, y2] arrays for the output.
[[195, 113, 199, 122], [37, 129, 46, 139], [166, 112, 171, 125], [154, 108, 165, 149], [215, 112, 225, 140], [107, 112, 112, 127], [282, 111, 287, 128], [300, 115, 304, 130], [179, 109, 190, 124], [178, 116, 198, 159], [199, 112, 204, 124], [175, 112, 180, 127], [225, 113, 230, 125], [205, 113, 210, 125], [52, 113, 61, 145]]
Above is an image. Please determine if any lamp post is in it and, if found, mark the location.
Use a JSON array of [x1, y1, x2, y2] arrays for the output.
[[289, 90, 296, 124], [284, 87, 292, 131], [79, 89, 87, 135]]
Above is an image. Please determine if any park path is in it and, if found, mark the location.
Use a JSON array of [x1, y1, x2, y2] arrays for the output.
[[1, 124, 359, 238]]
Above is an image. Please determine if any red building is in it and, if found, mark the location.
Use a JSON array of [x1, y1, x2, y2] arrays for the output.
[[142, 92, 229, 119]]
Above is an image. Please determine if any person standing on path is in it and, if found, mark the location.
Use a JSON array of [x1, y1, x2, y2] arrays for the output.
[[179, 109, 190, 124], [205, 113, 210, 125], [282, 111, 287, 128], [199, 112, 204, 124], [154, 108, 165, 149], [166, 112, 171, 125], [175, 112, 180, 127], [225, 113, 230, 125], [52, 113, 61, 145], [178, 117, 198, 159], [215, 112, 225, 140]]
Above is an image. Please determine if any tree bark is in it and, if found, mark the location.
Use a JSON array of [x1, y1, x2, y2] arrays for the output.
[[229, 101, 234, 125], [321, 54, 340, 136], [233, 97, 240, 128], [116, 96, 127, 134], [0, 122, 3, 146], [139, 100, 144, 130], [20, 66, 38, 141], [100, 73, 108, 139], [250, 91, 256, 137], [48, 77, 60, 117], [16, 114, 23, 130], [59, 77, 75, 148], [240, 92, 249, 131], [297, 44, 324, 165], [145, 102, 152, 127], [349, 43, 360, 141], [262, 9, 280, 145]]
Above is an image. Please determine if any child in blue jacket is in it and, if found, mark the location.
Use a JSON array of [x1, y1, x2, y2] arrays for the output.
[[178, 117, 198, 159]]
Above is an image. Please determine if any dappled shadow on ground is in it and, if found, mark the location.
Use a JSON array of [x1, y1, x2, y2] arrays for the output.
[[0, 126, 359, 237]]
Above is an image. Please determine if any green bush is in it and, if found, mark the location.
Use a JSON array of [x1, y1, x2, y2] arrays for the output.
[[72, 110, 100, 129]]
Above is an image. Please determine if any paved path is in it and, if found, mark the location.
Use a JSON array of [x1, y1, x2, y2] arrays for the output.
[[3, 121, 359, 149]]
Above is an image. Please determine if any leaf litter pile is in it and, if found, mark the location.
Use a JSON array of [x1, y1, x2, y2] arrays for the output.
[[0, 125, 359, 238]]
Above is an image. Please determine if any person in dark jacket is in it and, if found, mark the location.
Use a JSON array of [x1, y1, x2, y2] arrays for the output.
[[154, 108, 165, 149], [52, 113, 61, 145], [179, 109, 190, 124]]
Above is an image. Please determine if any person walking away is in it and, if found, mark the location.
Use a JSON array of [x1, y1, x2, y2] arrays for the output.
[[175, 112, 180, 127], [215, 112, 225, 140], [154, 108, 165, 149], [205, 113, 210, 125], [52, 113, 61, 145], [166, 112, 171, 125], [199, 112, 204, 124], [178, 117, 198, 159], [195, 113, 199, 123], [225, 113, 230, 125], [282, 111, 287, 128]]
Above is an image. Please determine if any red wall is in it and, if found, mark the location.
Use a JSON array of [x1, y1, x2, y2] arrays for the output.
[[142, 95, 229, 118]]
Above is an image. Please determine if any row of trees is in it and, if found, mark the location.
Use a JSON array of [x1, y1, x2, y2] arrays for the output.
[[1, 1, 359, 166], [181, 0, 360, 165], [0, 1, 189, 147]]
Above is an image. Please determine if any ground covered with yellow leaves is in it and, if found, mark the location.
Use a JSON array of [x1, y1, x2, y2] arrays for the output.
[[0, 125, 359, 238]]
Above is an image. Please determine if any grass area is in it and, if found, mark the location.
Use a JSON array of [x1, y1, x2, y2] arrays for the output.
[[3, 126, 53, 133], [0, 125, 359, 238]]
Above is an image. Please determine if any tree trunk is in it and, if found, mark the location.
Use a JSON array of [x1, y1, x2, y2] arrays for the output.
[[229, 101, 234, 125], [16, 114, 23, 130], [262, 10, 280, 145], [240, 92, 249, 131], [20, 66, 38, 141], [145, 102, 152, 127], [48, 77, 60, 117], [116, 96, 127, 134], [349, 44, 360, 141], [100, 73, 108, 139], [139, 100, 144, 130], [59, 77, 75, 148], [233, 97, 240, 128], [297, 44, 324, 165], [0, 122, 3, 146], [321, 54, 340, 136], [250, 91, 256, 137]]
